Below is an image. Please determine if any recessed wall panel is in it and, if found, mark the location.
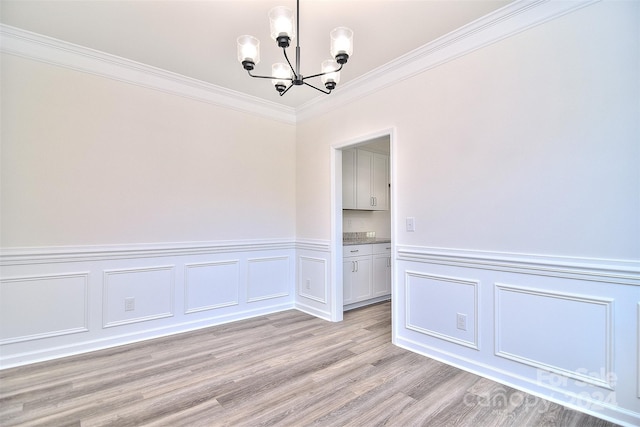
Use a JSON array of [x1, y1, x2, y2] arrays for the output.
[[495, 283, 613, 388], [247, 256, 290, 302], [103, 266, 174, 327], [0, 273, 89, 344], [405, 271, 479, 349], [298, 256, 327, 303], [184, 260, 240, 313]]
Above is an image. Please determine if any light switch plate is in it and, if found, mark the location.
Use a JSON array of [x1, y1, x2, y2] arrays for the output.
[[406, 217, 415, 232]]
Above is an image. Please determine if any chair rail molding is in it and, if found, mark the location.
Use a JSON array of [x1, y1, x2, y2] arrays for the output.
[[396, 245, 640, 286]]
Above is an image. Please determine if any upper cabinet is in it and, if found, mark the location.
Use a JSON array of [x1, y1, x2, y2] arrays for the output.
[[343, 148, 389, 211]]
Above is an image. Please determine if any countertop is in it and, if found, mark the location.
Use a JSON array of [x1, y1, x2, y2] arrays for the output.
[[343, 238, 391, 246]]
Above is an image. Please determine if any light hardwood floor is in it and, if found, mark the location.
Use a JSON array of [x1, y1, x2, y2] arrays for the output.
[[0, 302, 618, 426]]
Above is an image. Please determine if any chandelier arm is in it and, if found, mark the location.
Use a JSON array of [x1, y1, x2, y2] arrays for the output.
[[302, 63, 344, 81], [248, 70, 293, 81], [282, 48, 297, 78], [303, 80, 331, 95], [279, 83, 295, 96]]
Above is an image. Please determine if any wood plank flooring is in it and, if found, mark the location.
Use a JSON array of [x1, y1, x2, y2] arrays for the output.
[[0, 302, 618, 426]]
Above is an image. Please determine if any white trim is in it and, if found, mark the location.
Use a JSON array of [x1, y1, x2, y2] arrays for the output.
[[0, 272, 90, 345], [0, 239, 297, 266], [102, 265, 175, 328], [0, 302, 295, 370], [0, 24, 296, 125], [494, 282, 615, 390], [298, 256, 328, 304], [246, 256, 291, 303], [330, 127, 397, 324], [295, 0, 600, 121], [397, 245, 640, 286], [0, 0, 599, 124], [184, 260, 241, 314], [394, 335, 638, 427], [405, 271, 480, 350], [295, 302, 332, 322], [295, 239, 331, 253]]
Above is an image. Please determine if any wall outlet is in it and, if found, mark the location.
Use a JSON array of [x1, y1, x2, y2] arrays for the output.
[[124, 297, 135, 312], [305, 279, 311, 290], [456, 313, 467, 331]]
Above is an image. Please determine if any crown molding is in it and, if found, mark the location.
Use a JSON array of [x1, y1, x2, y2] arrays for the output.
[[0, 24, 297, 125], [0, 0, 598, 124], [295, 0, 600, 122]]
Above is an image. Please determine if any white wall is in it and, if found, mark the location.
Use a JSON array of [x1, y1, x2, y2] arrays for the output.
[[295, 1, 639, 425], [1, 54, 296, 247], [0, 53, 298, 367], [297, 1, 639, 260]]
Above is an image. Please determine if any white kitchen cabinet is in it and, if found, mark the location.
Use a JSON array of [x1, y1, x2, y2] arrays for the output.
[[343, 243, 391, 307], [343, 244, 372, 305], [342, 148, 357, 209], [372, 244, 392, 297], [343, 148, 389, 211]]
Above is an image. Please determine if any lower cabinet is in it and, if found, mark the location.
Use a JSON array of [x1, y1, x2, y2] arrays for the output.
[[372, 248, 392, 297], [343, 243, 391, 306]]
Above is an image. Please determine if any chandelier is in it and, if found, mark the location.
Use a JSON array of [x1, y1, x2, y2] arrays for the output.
[[236, 0, 353, 96]]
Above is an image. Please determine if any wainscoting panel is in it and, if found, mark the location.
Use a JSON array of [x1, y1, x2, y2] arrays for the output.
[[184, 260, 240, 314], [247, 256, 290, 302], [395, 245, 640, 427], [294, 240, 332, 321], [0, 240, 296, 368], [405, 271, 479, 349], [298, 256, 328, 304], [103, 266, 175, 328], [0, 273, 89, 344], [495, 283, 613, 389]]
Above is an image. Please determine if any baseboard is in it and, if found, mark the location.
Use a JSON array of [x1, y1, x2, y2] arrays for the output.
[[294, 301, 332, 322], [1, 302, 295, 369], [395, 336, 639, 427]]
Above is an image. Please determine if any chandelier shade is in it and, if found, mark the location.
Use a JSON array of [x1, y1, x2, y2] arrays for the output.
[[330, 27, 353, 64], [236, 0, 353, 96], [237, 35, 260, 69], [321, 60, 340, 90], [269, 6, 296, 46]]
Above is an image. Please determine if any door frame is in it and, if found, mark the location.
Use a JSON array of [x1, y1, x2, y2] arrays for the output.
[[329, 127, 397, 325]]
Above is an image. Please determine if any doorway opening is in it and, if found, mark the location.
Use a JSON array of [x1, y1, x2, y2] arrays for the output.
[[331, 129, 395, 322]]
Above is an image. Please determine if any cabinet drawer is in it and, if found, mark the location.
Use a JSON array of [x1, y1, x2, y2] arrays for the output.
[[372, 243, 391, 255], [343, 244, 372, 257]]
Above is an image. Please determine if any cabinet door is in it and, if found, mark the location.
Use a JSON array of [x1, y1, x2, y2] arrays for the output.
[[354, 150, 389, 211], [372, 253, 391, 297], [351, 256, 372, 302], [342, 149, 356, 209], [371, 153, 389, 211], [356, 149, 373, 209], [343, 259, 355, 304]]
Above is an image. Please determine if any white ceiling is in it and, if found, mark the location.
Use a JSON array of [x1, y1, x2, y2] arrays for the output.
[[0, 0, 512, 108]]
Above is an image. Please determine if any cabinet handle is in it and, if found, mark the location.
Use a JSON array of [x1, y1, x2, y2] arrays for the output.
[[386, 247, 391, 250], [355, 260, 358, 272], [350, 250, 359, 253], [352, 261, 355, 273]]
